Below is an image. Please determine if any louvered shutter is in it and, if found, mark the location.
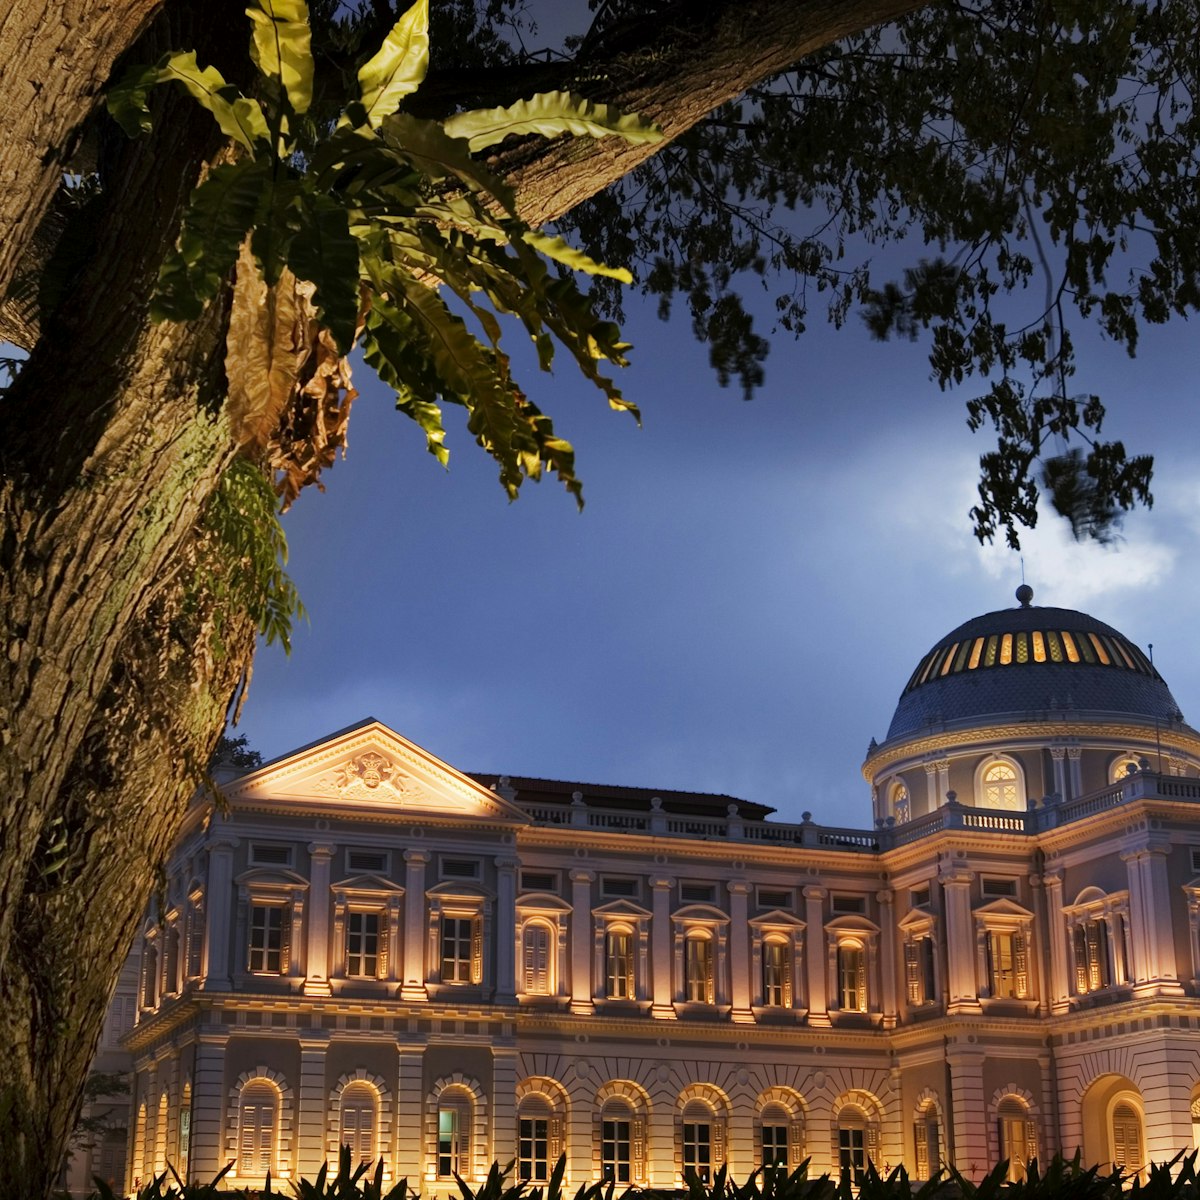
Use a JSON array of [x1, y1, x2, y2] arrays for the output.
[[280, 908, 292, 975], [377, 911, 388, 979], [1086, 922, 1103, 990], [866, 1123, 880, 1165], [788, 1120, 804, 1169], [1013, 931, 1029, 997], [714, 1117, 726, 1166], [632, 1116, 646, 1183], [1073, 926, 1089, 992], [914, 1121, 929, 1177], [857, 952, 867, 1011], [782, 946, 793, 1007], [905, 942, 921, 1004], [706, 944, 716, 1005], [1024, 1119, 1038, 1166], [471, 920, 483, 985], [549, 1116, 563, 1161], [983, 932, 995, 996]]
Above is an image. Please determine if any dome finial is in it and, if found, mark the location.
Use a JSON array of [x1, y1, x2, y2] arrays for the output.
[[1015, 583, 1034, 607]]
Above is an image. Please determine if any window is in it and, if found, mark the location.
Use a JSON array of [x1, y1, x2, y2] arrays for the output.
[[248, 904, 288, 974], [977, 757, 1025, 809], [981, 877, 1018, 898], [606, 928, 635, 999], [681, 882, 717, 904], [340, 1082, 377, 1167], [891, 782, 910, 824], [1067, 891, 1131, 995], [838, 941, 867, 1012], [442, 858, 480, 879], [521, 871, 557, 893], [601, 1104, 634, 1184], [904, 937, 937, 1006], [682, 1117, 713, 1183], [441, 916, 479, 984], [517, 1095, 559, 1183], [601, 877, 640, 899], [762, 939, 792, 1007], [249, 844, 293, 867], [987, 930, 1028, 999], [831, 895, 866, 915], [238, 1081, 278, 1177], [346, 911, 381, 978], [996, 1097, 1036, 1182], [837, 1108, 871, 1182], [438, 1095, 470, 1178], [679, 1097, 725, 1184], [141, 940, 159, 1008], [685, 934, 714, 1003], [758, 889, 793, 910], [348, 849, 389, 874], [1111, 1102, 1142, 1174], [910, 886, 930, 908], [1111, 756, 1143, 784], [914, 1104, 941, 1178], [761, 1120, 789, 1171], [522, 923, 552, 995]]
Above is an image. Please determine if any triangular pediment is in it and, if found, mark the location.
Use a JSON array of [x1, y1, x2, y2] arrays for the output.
[[898, 907, 937, 932], [973, 897, 1034, 920], [224, 719, 528, 823], [749, 908, 805, 930]]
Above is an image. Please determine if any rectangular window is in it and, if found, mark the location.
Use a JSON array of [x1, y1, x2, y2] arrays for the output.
[[761, 1124, 788, 1169], [981, 877, 1018, 898], [685, 937, 714, 1003], [681, 882, 716, 904], [910, 886, 931, 908], [838, 1127, 866, 1179], [988, 929, 1029, 998], [441, 916, 476, 984], [601, 877, 640, 899], [683, 1122, 713, 1182], [346, 911, 380, 978], [831, 895, 866, 915], [249, 844, 293, 867], [601, 1119, 631, 1183], [758, 889, 793, 910], [438, 1107, 462, 1177], [248, 905, 286, 974], [523, 925, 551, 995], [518, 1118, 549, 1182], [348, 849, 389, 874], [838, 943, 867, 1012], [905, 938, 937, 1005], [762, 941, 791, 1007], [606, 930, 635, 999], [442, 859, 480, 880], [520, 871, 558, 893]]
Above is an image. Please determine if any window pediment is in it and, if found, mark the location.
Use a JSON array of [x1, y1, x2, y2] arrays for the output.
[[593, 899, 652, 921], [515, 893, 572, 915], [235, 867, 309, 890], [824, 914, 879, 936], [672, 903, 730, 924], [749, 910, 805, 931], [973, 897, 1034, 926], [332, 873, 404, 895], [427, 881, 493, 902], [897, 908, 937, 935]]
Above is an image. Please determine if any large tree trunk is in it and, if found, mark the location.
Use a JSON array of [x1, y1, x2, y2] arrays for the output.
[[0, 0, 929, 1194]]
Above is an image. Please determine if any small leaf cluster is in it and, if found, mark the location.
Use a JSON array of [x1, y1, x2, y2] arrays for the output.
[[107, 0, 662, 505]]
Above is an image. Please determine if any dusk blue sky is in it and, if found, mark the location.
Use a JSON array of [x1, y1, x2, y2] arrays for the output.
[[235, 4, 1200, 825], [239, 263, 1199, 827]]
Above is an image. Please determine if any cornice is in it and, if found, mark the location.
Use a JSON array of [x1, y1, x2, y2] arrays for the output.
[[863, 719, 1200, 780]]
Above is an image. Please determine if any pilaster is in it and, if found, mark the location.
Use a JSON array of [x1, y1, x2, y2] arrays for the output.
[[569, 870, 594, 1013], [296, 1034, 330, 1177], [401, 850, 429, 1001], [202, 835, 238, 990], [495, 857, 519, 1004], [803, 886, 829, 1026], [728, 880, 753, 1022], [651, 876, 676, 1019], [303, 843, 335, 995]]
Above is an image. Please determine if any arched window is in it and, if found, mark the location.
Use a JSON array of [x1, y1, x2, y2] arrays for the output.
[[684, 932, 714, 1004], [1110, 755, 1143, 784], [838, 940, 867, 1013], [977, 757, 1025, 809], [1191, 1094, 1200, 1152], [605, 927, 635, 999], [681, 1099, 717, 1183], [178, 1081, 192, 1179], [522, 922, 552, 995], [517, 1093, 559, 1183], [759, 1101, 801, 1173], [913, 1101, 941, 1178], [1111, 1101, 1143, 1174], [437, 1087, 473, 1179], [340, 1081, 377, 1168], [836, 1105, 873, 1182], [996, 1096, 1035, 1182], [891, 782, 910, 824], [155, 1092, 168, 1175], [761, 937, 792, 1008], [238, 1081, 279, 1178], [600, 1098, 636, 1184], [134, 1101, 147, 1187]]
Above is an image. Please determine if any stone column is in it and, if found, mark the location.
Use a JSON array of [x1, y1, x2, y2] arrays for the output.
[[401, 850, 429, 1001], [937, 759, 951, 801], [804, 886, 829, 1026], [202, 835, 238, 990], [728, 881, 753, 1023], [569, 869, 594, 1013], [495, 857, 519, 1004], [1041, 870, 1070, 1012], [1067, 747, 1083, 798], [877, 889, 897, 1028], [651, 876, 676, 1019], [940, 866, 980, 1012], [924, 763, 939, 812], [304, 843, 335, 995], [188, 1032, 230, 1180], [296, 1035, 330, 1178], [1050, 747, 1067, 800]]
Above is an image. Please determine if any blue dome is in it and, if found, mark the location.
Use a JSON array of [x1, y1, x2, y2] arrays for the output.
[[886, 603, 1186, 741]]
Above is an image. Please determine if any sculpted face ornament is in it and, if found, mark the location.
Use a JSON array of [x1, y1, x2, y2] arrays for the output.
[[350, 753, 392, 789]]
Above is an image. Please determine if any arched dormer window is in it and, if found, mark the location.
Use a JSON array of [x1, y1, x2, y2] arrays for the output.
[[975, 756, 1025, 810], [891, 782, 910, 824], [1109, 754, 1143, 784]]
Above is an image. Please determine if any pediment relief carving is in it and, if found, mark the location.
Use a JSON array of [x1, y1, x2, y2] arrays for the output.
[[317, 752, 421, 800]]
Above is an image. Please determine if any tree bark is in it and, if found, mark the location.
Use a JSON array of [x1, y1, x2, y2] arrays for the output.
[[0, 0, 932, 1194]]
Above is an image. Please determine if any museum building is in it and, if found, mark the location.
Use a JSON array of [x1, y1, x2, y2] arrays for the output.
[[101, 590, 1200, 1193]]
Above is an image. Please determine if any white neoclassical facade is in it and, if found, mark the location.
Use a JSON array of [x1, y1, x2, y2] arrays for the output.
[[96, 591, 1200, 1194]]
